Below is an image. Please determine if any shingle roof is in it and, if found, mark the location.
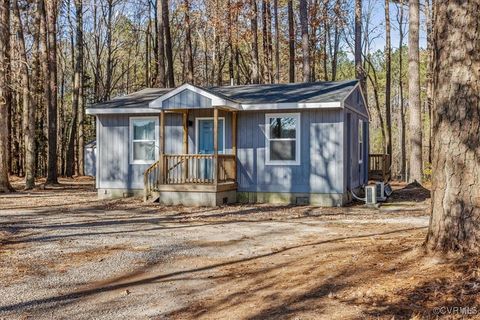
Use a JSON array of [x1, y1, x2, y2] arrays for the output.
[[88, 80, 358, 110], [88, 88, 171, 109], [208, 80, 358, 104]]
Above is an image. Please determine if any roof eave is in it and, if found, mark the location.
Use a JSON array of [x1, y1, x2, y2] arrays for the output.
[[85, 108, 161, 115], [240, 101, 342, 111]]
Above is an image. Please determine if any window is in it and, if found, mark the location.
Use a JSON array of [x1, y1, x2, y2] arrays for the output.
[[130, 117, 158, 164], [358, 120, 364, 164], [265, 113, 300, 165]]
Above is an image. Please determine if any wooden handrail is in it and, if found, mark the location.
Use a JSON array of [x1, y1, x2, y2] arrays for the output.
[[368, 154, 391, 182], [143, 159, 163, 201], [144, 153, 238, 200]]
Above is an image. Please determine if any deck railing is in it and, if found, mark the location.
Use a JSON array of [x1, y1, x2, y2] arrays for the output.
[[368, 154, 391, 182], [144, 154, 236, 199]]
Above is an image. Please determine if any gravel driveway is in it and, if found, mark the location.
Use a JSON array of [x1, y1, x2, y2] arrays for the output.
[[0, 181, 431, 319]]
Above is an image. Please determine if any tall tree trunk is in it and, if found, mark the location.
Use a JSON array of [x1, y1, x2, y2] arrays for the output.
[[425, 0, 434, 164], [287, 0, 294, 83], [385, 0, 392, 158], [408, 0, 422, 182], [93, 4, 101, 102], [321, 0, 328, 80], [156, 0, 166, 87], [104, 0, 114, 101], [250, 0, 260, 84], [299, 0, 310, 82], [77, 74, 84, 176], [184, 0, 194, 84], [309, 0, 318, 82], [261, 0, 273, 83], [162, 0, 175, 87], [66, 0, 83, 177], [331, 0, 341, 81], [397, 0, 406, 181], [266, 0, 273, 83], [146, 8, 151, 87], [273, 0, 279, 83], [0, 0, 13, 192], [426, 0, 480, 254], [14, 0, 35, 189], [227, 0, 234, 84], [354, 0, 365, 92], [44, 0, 58, 184]]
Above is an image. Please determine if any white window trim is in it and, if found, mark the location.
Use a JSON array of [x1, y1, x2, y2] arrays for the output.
[[129, 116, 159, 165], [195, 117, 226, 154], [265, 113, 301, 166], [358, 119, 363, 164]]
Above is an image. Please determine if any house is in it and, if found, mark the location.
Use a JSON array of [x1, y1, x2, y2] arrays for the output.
[[86, 80, 369, 207]]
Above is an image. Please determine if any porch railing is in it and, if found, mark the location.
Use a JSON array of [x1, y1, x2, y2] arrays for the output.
[[144, 154, 236, 199], [368, 154, 391, 182]]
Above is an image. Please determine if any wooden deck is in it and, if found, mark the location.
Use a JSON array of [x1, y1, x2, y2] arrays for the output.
[[368, 154, 391, 182], [143, 107, 239, 204]]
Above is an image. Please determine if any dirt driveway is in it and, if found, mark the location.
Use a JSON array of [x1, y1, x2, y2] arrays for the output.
[[0, 180, 478, 319]]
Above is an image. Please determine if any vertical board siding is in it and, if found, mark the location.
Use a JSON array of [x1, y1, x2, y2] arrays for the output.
[[344, 86, 369, 189], [344, 87, 369, 117], [98, 114, 153, 189], [97, 112, 233, 190], [162, 89, 212, 109], [237, 109, 344, 194], [343, 110, 368, 189], [165, 113, 183, 154]]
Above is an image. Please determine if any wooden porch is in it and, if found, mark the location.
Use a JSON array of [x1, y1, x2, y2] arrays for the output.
[[144, 108, 238, 203], [368, 154, 391, 182]]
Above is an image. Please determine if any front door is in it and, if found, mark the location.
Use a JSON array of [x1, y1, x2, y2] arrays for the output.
[[197, 118, 224, 179]]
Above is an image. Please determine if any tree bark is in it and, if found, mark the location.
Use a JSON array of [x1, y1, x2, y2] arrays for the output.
[[331, 0, 341, 81], [396, 0, 406, 181], [227, 0, 234, 84], [156, 0, 166, 87], [299, 0, 310, 82], [250, 0, 260, 84], [408, 0, 422, 182], [385, 0, 392, 158], [0, 0, 13, 192], [426, 0, 480, 254], [287, 0, 295, 83], [14, 0, 35, 189], [66, 0, 83, 177], [104, 0, 114, 101], [162, 0, 175, 88], [425, 0, 434, 164], [46, 0, 58, 184], [273, 0, 279, 83], [355, 0, 365, 93]]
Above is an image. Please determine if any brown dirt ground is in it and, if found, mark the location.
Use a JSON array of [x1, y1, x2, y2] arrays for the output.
[[0, 177, 479, 319]]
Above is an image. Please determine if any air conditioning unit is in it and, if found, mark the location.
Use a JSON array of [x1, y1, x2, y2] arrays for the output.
[[375, 182, 387, 202], [365, 185, 377, 205]]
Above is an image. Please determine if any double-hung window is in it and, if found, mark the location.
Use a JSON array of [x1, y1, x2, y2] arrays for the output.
[[265, 113, 300, 165], [358, 119, 364, 164], [130, 117, 158, 164]]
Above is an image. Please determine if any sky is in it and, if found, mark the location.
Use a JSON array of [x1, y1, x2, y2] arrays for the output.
[[362, 0, 428, 53]]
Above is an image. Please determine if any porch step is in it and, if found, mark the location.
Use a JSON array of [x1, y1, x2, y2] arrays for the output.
[[145, 192, 160, 203]]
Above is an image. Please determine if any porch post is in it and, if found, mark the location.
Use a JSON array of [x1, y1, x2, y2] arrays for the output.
[[160, 110, 165, 184], [182, 110, 189, 182], [213, 107, 218, 184], [232, 111, 237, 182]]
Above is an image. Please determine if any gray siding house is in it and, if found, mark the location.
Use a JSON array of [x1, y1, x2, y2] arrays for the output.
[[86, 80, 369, 206]]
